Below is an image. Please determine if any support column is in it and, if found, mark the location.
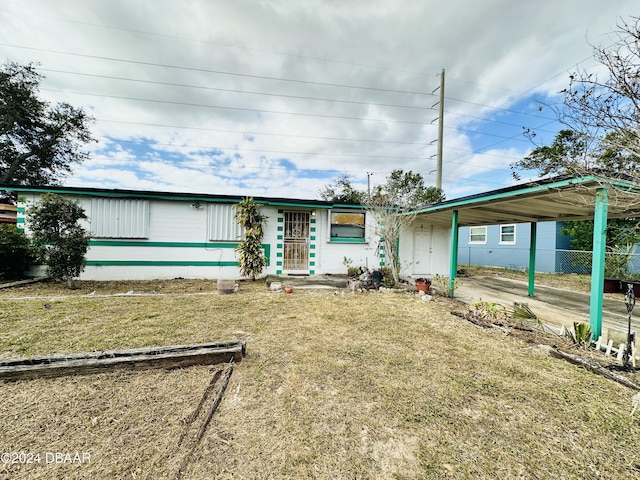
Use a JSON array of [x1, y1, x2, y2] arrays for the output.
[[449, 210, 459, 297], [528, 222, 537, 296], [590, 188, 608, 340]]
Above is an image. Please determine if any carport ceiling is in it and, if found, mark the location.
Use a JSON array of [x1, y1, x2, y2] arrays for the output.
[[413, 175, 640, 227]]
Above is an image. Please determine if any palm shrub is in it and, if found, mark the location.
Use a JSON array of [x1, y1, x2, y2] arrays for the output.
[[235, 197, 267, 280]]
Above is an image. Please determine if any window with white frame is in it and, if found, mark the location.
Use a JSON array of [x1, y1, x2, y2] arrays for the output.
[[208, 203, 243, 241], [329, 210, 366, 241], [468, 226, 487, 244], [499, 224, 516, 244], [90, 198, 150, 238]]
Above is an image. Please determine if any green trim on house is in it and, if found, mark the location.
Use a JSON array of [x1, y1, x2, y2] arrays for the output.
[[16, 217, 24, 224], [17, 207, 25, 214], [329, 238, 366, 243], [85, 241, 271, 267], [89, 240, 237, 248], [85, 260, 239, 267], [6, 185, 344, 209]]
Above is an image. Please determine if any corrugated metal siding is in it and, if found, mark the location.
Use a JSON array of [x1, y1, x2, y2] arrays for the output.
[[90, 198, 150, 238], [208, 203, 243, 241]]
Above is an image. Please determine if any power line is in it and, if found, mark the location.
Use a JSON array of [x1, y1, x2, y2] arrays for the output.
[[41, 68, 433, 111], [0, 8, 434, 78], [109, 138, 429, 161], [42, 88, 432, 126], [0, 43, 435, 96], [96, 119, 431, 146], [41, 68, 559, 136]]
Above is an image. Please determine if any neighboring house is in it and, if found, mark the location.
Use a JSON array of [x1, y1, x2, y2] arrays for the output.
[[457, 222, 573, 273], [0, 203, 17, 224], [8, 185, 451, 281]]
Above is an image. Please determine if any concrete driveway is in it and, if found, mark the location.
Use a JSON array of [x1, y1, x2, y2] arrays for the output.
[[455, 274, 635, 338]]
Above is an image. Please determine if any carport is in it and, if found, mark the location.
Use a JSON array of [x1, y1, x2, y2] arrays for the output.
[[412, 174, 640, 339]]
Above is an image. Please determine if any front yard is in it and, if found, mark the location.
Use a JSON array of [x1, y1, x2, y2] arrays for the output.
[[1, 279, 639, 479]]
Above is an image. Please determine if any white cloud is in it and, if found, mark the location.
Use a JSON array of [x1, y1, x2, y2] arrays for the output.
[[1, 0, 637, 200]]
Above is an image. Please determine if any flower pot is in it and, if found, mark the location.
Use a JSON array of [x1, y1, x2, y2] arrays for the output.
[[415, 279, 431, 293], [284, 286, 293, 294], [217, 279, 236, 295]]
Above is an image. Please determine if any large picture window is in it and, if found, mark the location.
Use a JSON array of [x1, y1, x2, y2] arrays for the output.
[[90, 198, 150, 238], [469, 226, 487, 244], [330, 211, 365, 242]]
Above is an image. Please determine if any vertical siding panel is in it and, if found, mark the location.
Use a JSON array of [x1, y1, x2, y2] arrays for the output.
[[208, 204, 242, 241], [90, 198, 149, 238]]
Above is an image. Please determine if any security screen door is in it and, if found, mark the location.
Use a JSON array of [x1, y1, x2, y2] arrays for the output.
[[283, 211, 310, 271]]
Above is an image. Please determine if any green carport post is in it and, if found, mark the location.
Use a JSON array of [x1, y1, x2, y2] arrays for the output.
[[589, 188, 608, 340], [449, 210, 459, 297], [528, 222, 537, 296]]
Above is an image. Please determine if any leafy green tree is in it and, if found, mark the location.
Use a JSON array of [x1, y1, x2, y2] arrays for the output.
[[28, 193, 90, 288], [0, 224, 33, 279], [512, 129, 640, 180], [235, 197, 267, 280], [0, 62, 94, 201], [318, 174, 366, 203], [560, 218, 640, 250], [366, 170, 444, 286]]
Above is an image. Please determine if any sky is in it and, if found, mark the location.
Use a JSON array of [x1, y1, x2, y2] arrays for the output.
[[1, 0, 638, 201]]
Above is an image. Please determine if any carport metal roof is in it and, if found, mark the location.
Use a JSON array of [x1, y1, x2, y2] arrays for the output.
[[411, 174, 640, 342], [412, 174, 640, 226]]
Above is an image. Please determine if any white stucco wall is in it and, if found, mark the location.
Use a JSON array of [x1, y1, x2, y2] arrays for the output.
[[18, 193, 383, 280]]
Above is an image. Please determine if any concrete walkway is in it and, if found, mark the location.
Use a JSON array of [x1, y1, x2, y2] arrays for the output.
[[455, 274, 633, 336]]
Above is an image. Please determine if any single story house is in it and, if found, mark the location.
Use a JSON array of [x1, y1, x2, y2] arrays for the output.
[[6, 174, 640, 340], [7, 185, 450, 281]]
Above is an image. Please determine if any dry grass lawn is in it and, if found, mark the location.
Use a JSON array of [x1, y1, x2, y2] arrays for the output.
[[1, 278, 640, 479]]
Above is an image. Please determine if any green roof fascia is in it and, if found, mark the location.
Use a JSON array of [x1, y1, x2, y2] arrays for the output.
[[3, 185, 364, 209], [407, 175, 616, 216]]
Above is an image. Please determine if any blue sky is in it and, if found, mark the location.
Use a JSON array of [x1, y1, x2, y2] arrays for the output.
[[1, 0, 637, 201]]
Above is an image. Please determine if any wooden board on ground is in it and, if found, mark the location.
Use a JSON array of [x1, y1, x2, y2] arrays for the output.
[[0, 341, 246, 381]]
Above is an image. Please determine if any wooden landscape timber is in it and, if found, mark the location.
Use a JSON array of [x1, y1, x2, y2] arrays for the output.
[[0, 341, 246, 381], [546, 346, 640, 391]]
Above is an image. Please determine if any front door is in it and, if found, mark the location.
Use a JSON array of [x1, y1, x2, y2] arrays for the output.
[[412, 224, 433, 275], [283, 211, 310, 272]]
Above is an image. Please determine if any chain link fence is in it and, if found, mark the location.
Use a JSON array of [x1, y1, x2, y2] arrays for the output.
[[458, 246, 640, 275]]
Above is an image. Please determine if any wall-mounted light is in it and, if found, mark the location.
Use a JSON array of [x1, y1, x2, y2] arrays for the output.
[[311, 210, 316, 216], [190, 201, 203, 209]]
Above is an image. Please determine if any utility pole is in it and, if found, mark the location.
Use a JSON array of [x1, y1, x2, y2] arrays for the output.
[[367, 172, 372, 197], [436, 68, 445, 190]]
